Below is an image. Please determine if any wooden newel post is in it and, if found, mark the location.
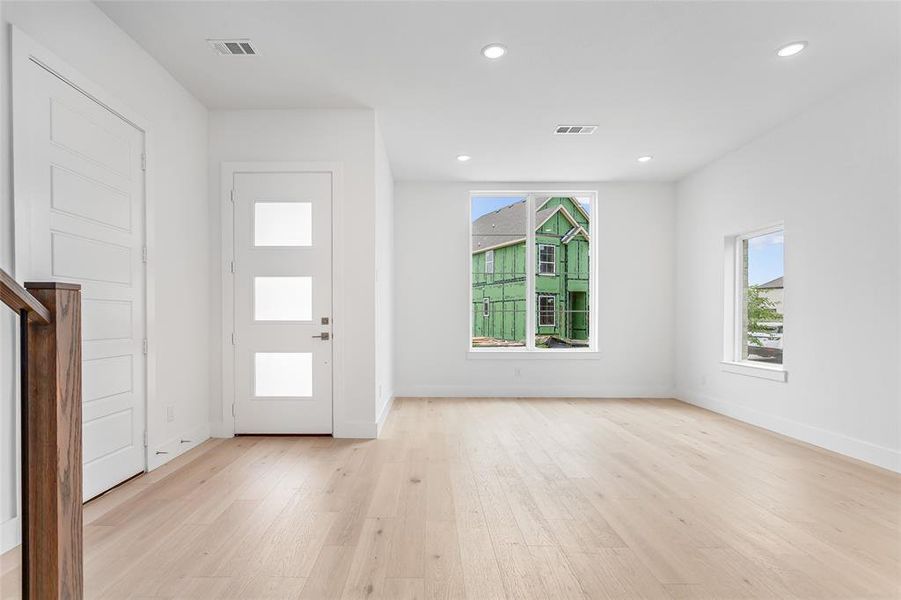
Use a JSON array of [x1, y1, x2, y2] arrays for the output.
[[23, 282, 83, 600]]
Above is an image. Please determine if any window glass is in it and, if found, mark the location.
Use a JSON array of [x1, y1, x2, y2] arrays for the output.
[[741, 230, 784, 364], [538, 245, 556, 274], [534, 196, 591, 349], [470, 193, 593, 351], [254, 202, 312, 246], [254, 352, 312, 397], [538, 295, 556, 326], [471, 195, 527, 348], [254, 276, 312, 321]]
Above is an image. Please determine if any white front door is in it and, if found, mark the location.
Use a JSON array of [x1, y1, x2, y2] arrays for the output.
[[231, 171, 333, 433], [14, 55, 147, 499]]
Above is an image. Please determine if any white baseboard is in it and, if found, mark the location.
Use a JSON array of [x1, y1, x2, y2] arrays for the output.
[[677, 388, 901, 473], [376, 394, 395, 437], [1, 516, 20, 554], [394, 384, 675, 399], [147, 422, 211, 471]]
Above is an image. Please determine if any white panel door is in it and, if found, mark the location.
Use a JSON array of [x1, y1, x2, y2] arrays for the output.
[[14, 58, 146, 500], [232, 172, 333, 433]]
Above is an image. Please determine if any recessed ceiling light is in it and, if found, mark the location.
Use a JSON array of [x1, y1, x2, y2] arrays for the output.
[[776, 41, 807, 57], [637, 155, 653, 163], [457, 154, 472, 162], [481, 43, 507, 59]]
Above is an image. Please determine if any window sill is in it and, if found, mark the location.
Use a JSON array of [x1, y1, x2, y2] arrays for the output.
[[469, 348, 599, 360], [720, 361, 787, 382]]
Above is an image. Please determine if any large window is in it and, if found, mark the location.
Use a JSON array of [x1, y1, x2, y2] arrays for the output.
[[731, 226, 784, 366], [471, 192, 596, 352]]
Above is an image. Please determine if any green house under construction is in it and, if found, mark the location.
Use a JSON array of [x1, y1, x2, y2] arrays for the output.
[[472, 197, 590, 347]]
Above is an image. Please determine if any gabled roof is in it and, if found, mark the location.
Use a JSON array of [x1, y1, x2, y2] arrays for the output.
[[536, 196, 591, 223], [757, 276, 783, 289], [472, 198, 589, 253]]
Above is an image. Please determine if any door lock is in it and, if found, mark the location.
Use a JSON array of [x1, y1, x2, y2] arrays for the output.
[[312, 332, 330, 340]]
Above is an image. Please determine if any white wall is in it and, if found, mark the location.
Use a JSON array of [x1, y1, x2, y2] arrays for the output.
[[0, 1, 210, 552], [208, 109, 384, 438], [393, 181, 675, 398], [674, 66, 900, 472], [374, 120, 395, 430]]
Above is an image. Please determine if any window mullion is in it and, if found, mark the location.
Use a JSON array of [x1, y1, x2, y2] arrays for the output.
[[526, 193, 536, 350]]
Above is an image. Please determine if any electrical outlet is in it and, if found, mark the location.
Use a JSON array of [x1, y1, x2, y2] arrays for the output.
[[514, 368, 522, 377], [166, 405, 175, 422]]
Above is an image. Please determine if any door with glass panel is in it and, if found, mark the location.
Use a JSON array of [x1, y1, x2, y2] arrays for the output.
[[232, 171, 332, 433]]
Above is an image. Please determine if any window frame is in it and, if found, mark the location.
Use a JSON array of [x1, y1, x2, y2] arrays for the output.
[[722, 223, 787, 381], [484, 249, 494, 274], [468, 190, 599, 358], [538, 244, 556, 275], [482, 297, 491, 318], [537, 294, 556, 327]]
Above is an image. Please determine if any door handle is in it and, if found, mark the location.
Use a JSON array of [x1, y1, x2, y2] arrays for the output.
[[312, 332, 330, 340]]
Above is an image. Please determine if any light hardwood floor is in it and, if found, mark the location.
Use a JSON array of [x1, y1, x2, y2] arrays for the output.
[[1, 397, 899, 599]]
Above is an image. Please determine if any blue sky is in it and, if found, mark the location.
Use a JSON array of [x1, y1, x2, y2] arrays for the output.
[[471, 195, 525, 221], [748, 231, 784, 286], [471, 195, 591, 222]]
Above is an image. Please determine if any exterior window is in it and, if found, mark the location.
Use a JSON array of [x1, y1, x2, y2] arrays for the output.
[[733, 227, 784, 365], [538, 295, 556, 327], [538, 245, 556, 275], [471, 193, 595, 352]]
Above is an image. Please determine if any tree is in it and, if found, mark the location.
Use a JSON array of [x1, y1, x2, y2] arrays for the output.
[[746, 286, 781, 346]]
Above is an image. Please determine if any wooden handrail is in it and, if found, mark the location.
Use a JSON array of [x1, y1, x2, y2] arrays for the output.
[[1, 268, 84, 600], [0, 269, 50, 324]]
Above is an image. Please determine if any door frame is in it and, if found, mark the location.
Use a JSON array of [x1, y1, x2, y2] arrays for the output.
[[219, 162, 344, 437], [10, 28, 154, 501]]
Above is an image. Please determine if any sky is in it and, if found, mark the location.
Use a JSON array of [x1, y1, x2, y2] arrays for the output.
[[471, 195, 591, 222], [471, 195, 525, 221], [748, 231, 784, 286]]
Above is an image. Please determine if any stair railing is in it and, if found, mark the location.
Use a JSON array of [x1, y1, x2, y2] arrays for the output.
[[1, 268, 83, 599]]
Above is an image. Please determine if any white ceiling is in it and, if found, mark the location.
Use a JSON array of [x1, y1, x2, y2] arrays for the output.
[[97, 1, 899, 182]]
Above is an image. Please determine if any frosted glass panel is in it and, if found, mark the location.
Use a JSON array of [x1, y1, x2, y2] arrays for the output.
[[254, 202, 312, 246], [254, 277, 312, 321], [255, 353, 312, 397]]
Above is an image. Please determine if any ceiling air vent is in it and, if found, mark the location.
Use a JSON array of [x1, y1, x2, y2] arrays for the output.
[[555, 125, 597, 135], [208, 39, 258, 56]]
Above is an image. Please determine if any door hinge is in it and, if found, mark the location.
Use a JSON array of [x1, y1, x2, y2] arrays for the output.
[[231, 403, 236, 418], [141, 153, 147, 171], [230, 332, 236, 345], [230, 188, 236, 203], [142, 338, 148, 355], [143, 430, 148, 447], [229, 260, 235, 274], [142, 246, 148, 263]]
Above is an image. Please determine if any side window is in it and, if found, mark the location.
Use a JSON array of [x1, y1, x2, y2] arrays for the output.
[[485, 249, 494, 274], [735, 227, 784, 365], [482, 297, 490, 317], [538, 295, 556, 327], [538, 244, 556, 275]]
